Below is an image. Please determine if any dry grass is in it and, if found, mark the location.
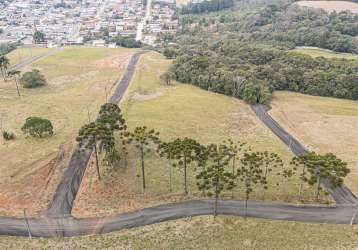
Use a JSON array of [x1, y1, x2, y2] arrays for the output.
[[296, 1, 358, 13], [1, 216, 358, 249], [270, 91, 358, 195], [292, 47, 358, 60], [0, 46, 136, 216], [73, 52, 327, 218], [6, 47, 55, 66]]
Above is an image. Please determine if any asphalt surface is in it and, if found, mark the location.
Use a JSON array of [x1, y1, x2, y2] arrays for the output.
[[251, 104, 358, 205], [47, 51, 145, 217], [0, 51, 357, 238], [0, 200, 357, 237]]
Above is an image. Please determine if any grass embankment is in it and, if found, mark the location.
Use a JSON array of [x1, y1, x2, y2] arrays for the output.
[[6, 47, 55, 66], [1, 216, 358, 249], [293, 47, 358, 60], [0, 46, 136, 216], [73, 52, 325, 218], [296, 1, 358, 13], [270, 91, 358, 195]]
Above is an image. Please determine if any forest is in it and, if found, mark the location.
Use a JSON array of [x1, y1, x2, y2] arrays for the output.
[[163, 0, 358, 104]]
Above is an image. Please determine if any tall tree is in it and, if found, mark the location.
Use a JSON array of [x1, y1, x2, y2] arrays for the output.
[[237, 152, 268, 218], [292, 152, 350, 201], [77, 122, 115, 180], [196, 143, 235, 216], [33, 31, 45, 44], [128, 126, 160, 191], [7, 70, 21, 96]]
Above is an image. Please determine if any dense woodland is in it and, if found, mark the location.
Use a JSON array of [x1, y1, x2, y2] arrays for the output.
[[181, 0, 234, 14], [163, 0, 358, 104]]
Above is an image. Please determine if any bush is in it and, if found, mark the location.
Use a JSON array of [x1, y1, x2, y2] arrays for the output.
[[2, 131, 15, 140], [20, 69, 47, 88], [21, 117, 53, 138]]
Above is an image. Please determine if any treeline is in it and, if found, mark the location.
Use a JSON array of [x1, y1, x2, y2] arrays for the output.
[[181, 0, 234, 14], [109, 35, 142, 48], [226, 4, 358, 53], [165, 41, 358, 103]]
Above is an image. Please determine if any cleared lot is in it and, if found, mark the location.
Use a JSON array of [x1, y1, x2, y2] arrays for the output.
[[0, 47, 135, 216], [270, 91, 358, 195]]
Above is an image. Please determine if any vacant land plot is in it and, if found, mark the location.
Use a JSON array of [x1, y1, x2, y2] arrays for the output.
[[0, 47, 135, 216], [293, 47, 358, 60], [296, 1, 358, 13], [270, 91, 358, 195], [1, 216, 358, 249], [6, 47, 55, 66], [72, 52, 326, 218]]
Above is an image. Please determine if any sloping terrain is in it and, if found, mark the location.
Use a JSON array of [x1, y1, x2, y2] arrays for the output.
[[296, 1, 358, 13], [0, 47, 136, 216], [270, 91, 358, 195], [72, 52, 326, 218]]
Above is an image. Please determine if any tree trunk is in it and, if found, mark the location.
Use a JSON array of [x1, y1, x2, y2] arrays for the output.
[[94, 142, 101, 181], [141, 147, 146, 191], [245, 193, 248, 219], [168, 160, 172, 192], [214, 189, 218, 217], [184, 155, 188, 195], [315, 175, 321, 201], [15, 78, 21, 97], [298, 166, 306, 201], [231, 156, 236, 199]]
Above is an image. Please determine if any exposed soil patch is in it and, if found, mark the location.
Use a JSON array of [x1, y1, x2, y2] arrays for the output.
[[130, 87, 165, 101], [95, 53, 132, 70], [50, 71, 99, 86]]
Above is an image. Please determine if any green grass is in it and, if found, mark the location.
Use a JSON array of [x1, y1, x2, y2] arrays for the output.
[[1, 216, 358, 249], [292, 47, 358, 60], [73, 52, 324, 218], [0, 46, 136, 216]]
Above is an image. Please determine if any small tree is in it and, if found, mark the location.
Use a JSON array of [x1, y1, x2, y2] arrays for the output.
[[292, 152, 350, 201], [159, 140, 177, 192], [2, 131, 15, 141], [0, 55, 9, 81], [196, 143, 235, 217], [160, 71, 175, 86], [20, 69, 47, 88], [33, 31, 45, 44], [22, 117, 53, 138], [8, 70, 21, 96], [128, 126, 160, 191], [237, 152, 267, 218], [77, 122, 115, 180]]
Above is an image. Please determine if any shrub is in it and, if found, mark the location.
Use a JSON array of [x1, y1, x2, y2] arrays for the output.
[[21, 117, 53, 138], [2, 131, 15, 140], [20, 69, 47, 88]]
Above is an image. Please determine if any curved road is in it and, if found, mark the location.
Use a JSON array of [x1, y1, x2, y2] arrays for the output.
[[0, 51, 357, 238]]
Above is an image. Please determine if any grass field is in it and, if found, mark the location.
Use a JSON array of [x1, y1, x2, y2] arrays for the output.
[[296, 1, 358, 13], [1, 216, 358, 249], [0, 46, 136, 216], [292, 47, 358, 60], [72, 52, 327, 218], [270, 91, 358, 195], [6, 47, 55, 66]]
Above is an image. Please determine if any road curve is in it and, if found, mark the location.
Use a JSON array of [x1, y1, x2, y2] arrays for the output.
[[251, 104, 358, 205], [0, 200, 357, 237], [47, 51, 145, 217]]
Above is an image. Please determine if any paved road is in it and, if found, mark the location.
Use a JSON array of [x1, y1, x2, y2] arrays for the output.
[[251, 104, 358, 205], [47, 51, 145, 217], [0, 200, 357, 237]]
